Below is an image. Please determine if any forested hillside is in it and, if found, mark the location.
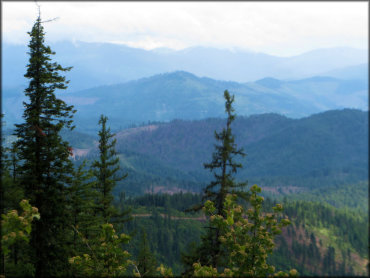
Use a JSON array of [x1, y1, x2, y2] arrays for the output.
[[119, 193, 368, 276], [59, 109, 367, 195], [5, 108, 362, 197]]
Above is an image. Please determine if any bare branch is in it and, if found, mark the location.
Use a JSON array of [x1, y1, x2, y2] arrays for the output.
[[131, 262, 141, 277], [41, 17, 60, 24], [35, 1, 41, 18], [35, 0, 59, 23]]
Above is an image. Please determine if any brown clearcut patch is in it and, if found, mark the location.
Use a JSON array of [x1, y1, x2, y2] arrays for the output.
[[261, 186, 307, 195], [144, 186, 195, 195], [115, 125, 159, 140]]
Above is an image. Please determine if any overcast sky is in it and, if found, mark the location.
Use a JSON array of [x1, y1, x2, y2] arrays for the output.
[[2, 1, 368, 56]]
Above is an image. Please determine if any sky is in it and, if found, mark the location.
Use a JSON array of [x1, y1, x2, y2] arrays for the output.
[[2, 1, 368, 57]]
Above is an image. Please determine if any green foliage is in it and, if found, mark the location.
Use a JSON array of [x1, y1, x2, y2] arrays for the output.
[[193, 190, 296, 277], [92, 115, 128, 223], [265, 198, 368, 276], [118, 191, 368, 276], [124, 206, 204, 275], [68, 160, 98, 252], [156, 263, 173, 277], [69, 223, 174, 277], [12, 15, 75, 277], [288, 181, 368, 213], [281, 200, 368, 257], [69, 223, 131, 277], [136, 230, 158, 277], [1, 200, 40, 255]]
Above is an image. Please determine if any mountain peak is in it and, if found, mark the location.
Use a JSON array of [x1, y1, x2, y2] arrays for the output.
[[255, 77, 283, 89], [156, 71, 198, 80]]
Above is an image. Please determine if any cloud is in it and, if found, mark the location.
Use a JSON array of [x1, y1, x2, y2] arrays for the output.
[[2, 1, 368, 56]]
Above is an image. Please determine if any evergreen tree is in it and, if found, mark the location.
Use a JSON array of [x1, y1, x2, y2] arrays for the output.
[[92, 115, 127, 224], [1, 142, 26, 275], [68, 160, 97, 253], [324, 246, 336, 275], [183, 90, 248, 273], [203, 90, 248, 214], [136, 229, 157, 277], [13, 14, 75, 277], [8, 143, 20, 187]]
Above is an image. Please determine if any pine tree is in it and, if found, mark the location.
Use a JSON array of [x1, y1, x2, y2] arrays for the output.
[[203, 90, 248, 214], [136, 229, 157, 277], [68, 160, 97, 253], [13, 14, 75, 277], [183, 90, 248, 273], [92, 115, 127, 224]]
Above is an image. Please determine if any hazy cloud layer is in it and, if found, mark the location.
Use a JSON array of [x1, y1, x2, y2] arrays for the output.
[[2, 1, 368, 56]]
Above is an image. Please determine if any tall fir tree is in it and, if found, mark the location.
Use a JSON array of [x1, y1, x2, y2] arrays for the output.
[[13, 14, 75, 277], [182, 90, 248, 274], [92, 115, 127, 224]]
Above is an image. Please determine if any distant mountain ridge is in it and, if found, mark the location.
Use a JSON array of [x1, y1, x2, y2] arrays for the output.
[[2, 41, 367, 91], [3, 70, 367, 133], [320, 63, 368, 80], [62, 71, 368, 132]]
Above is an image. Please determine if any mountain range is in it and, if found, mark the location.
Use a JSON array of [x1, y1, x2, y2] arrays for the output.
[[3, 71, 367, 133], [2, 41, 367, 92]]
